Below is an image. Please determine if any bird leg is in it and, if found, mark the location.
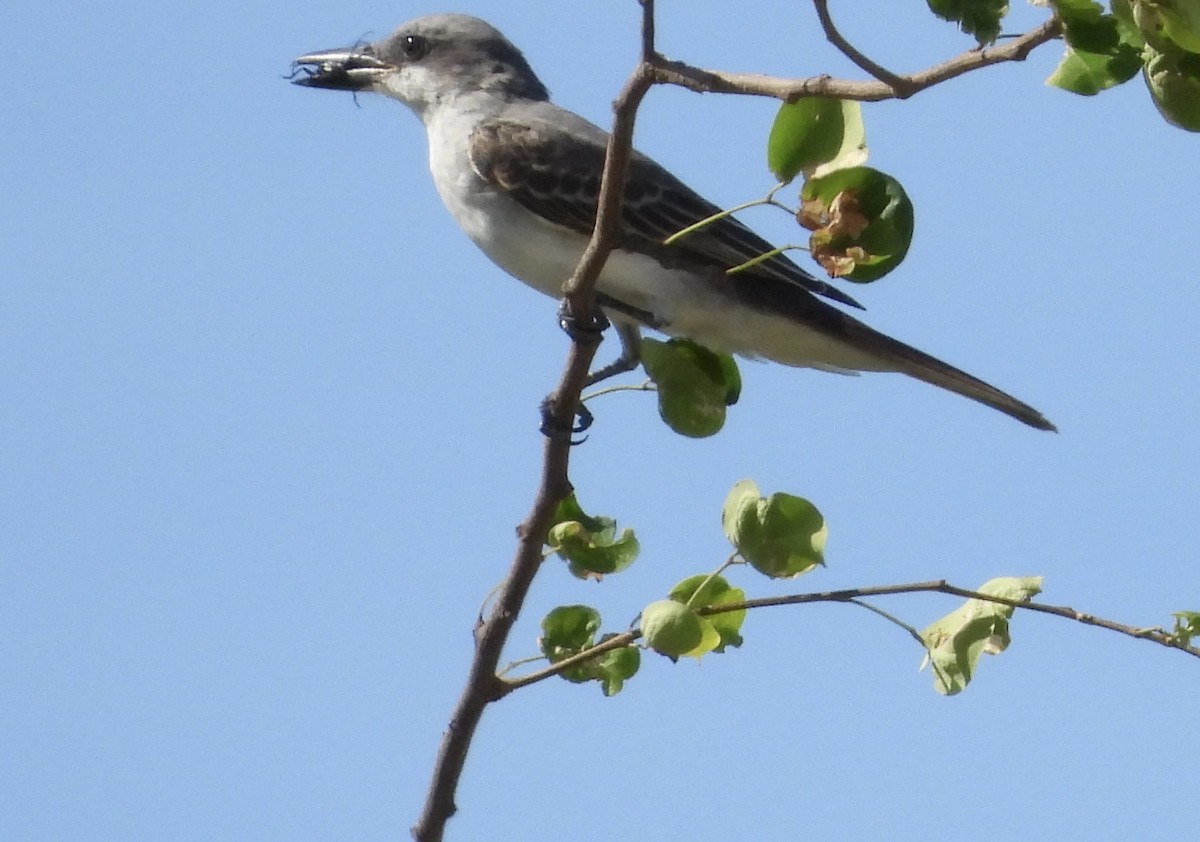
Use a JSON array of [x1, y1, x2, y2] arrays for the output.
[[583, 322, 642, 387]]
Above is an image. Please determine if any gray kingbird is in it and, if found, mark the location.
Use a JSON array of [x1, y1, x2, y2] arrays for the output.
[[291, 13, 1054, 431]]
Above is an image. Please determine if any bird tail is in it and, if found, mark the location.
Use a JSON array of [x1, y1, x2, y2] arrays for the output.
[[842, 318, 1057, 432]]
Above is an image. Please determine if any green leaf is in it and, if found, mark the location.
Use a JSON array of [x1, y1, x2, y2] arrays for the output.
[[1046, 0, 1145, 94], [920, 576, 1043, 696], [1130, 0, 1200, 53], [1159, 0, 1200, 52], [539, 608, 640, 694], [551, 494, 608, 535], [641, 599, 705, 659], [1053, 0, 1121, 51], [669, 574, 747, 651], [547, 494, 639, 578], [1047, 44, 1143, 94], [768, 98, 867, 183], [590, 636, 641, 696], [547, 500, 639, 580], [814, 100, 868, 179], [1170, 611, 1200, 647], [1110, 0, 1146, 44], [540, 604, 602, 678], [798, 166, 914, 282], [926, 0, 1010, 45], [541, 604, 600, 651], [722, 479, 762, 548], [669, 573, 739, 607], [640, 338, 741, 438], [723, 480, 827, 579], [1144, 46, 1200, 131]]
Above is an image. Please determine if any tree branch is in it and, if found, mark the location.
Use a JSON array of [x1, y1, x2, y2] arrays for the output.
[[499, 579, 1200, 692], [713, 580, 1200, 659], [650, 16, 1062, 102], [503, 630, 641, 692], [410, 3, 658, 840], [812, 0, 916, 95]]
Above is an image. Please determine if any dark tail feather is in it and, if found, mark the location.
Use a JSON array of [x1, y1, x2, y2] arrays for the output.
[[847, 321, 1056, 432]]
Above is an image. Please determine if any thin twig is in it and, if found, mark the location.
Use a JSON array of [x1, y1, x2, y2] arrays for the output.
[[500, 579, 1200, 691], [504, 630, 642, 691], [846, 597, 927, 647], [662, 190, 791, 246], [709, 580, 1200, 659], [650, 17, 1061, 103], [581, 380, 657, 402], [812, 0, 916, 95]]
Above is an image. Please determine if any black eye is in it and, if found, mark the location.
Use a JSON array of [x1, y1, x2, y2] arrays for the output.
[[400, 34, 428, 59]]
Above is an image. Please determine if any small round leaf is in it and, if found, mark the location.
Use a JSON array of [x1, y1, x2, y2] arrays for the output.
[[641, 338, 740, 438], [1144, 47, 1200, 132], [641, 599, 704, 659], [799, 167, 914, 282]]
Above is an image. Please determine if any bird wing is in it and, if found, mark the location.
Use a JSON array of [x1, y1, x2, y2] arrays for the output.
[[467, 115, 1056, 432], [467, 116, 864, 311]]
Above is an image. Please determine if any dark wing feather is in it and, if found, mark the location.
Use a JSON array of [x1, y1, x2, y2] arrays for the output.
[[468, 118, 864, 311]]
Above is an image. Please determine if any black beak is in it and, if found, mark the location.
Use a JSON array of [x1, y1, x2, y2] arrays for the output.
[[290, 47, 391, 91]]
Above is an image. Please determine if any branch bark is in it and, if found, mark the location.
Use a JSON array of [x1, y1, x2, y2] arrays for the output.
[[410, 3, 658, 840], [651, 16, 1062, 102], [720, 581, 1200, 659], [501, 579, 1200, 692], [813, 0, 916, 95]]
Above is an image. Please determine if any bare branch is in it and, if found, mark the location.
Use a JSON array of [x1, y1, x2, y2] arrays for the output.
[[499, 580, 1200, 694], [561, 68, 653, 306], [846, 597, 927, 647], [650, 16, 1062, 102], [411, 3, 659, 840], [812, 0, 916, 95], [711, 580, 1200, 659], [931, 582, 1200, 658]]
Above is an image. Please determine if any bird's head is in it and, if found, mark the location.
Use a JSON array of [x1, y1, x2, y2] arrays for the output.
[[291, 14, 549, 117]]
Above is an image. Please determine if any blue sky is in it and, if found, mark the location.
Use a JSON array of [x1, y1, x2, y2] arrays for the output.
[[4, 2, 1199, 840]]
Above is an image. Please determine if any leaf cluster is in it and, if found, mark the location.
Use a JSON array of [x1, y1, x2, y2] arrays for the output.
[[768, 98, 914, 283], [532, 485, 1083, 698], [931, 0, 1200, 129]]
